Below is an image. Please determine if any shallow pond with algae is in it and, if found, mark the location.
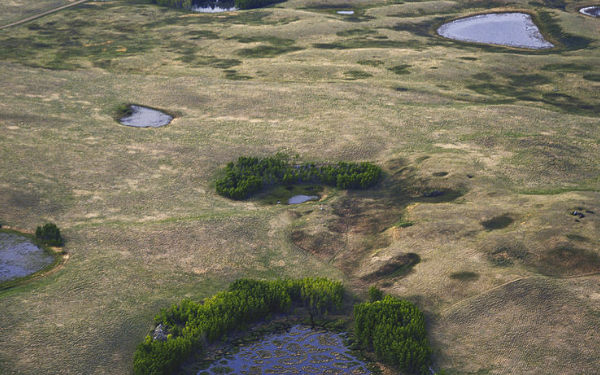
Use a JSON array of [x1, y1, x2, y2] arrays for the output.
[[198, 325, 371, 375], [0, 232, 54, 283]]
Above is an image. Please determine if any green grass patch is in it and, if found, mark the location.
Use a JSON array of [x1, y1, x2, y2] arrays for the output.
[[344, 70, 373, 80], [449, 271, 479, 281], [388, 64, 411, 75], [237, 45, 303, 58]]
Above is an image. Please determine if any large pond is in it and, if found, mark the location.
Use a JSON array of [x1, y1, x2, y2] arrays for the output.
[[437, 12, 554, 49], [192, 0, 236, 12], [0, 232, 54, 282], [199, 325, 371, 375], [580, 6, 600, 17], [119, 105, 173, 128]]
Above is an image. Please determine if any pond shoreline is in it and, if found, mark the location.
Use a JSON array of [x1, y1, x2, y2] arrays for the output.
[[0, 226, 68, 291]]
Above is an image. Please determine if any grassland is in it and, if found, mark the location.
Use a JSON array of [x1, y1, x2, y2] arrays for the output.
[[0, 0, 599, 374]]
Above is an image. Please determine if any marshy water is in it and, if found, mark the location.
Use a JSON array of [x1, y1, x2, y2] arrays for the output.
[[0, 232, 54, 282], [288, 195, 320, 204], [580, 6, 600, 17], [192, 0, 236, 12], [119, 105, 173, 128], [437, 12, 554, 49], [199, 325, 371, 375]]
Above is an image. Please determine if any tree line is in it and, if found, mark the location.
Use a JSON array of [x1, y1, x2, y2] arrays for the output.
[[354, 295, 432, 374], [215, 154, 383, 200], [142, 0, 284, 10], [133, 278, 344, 375]]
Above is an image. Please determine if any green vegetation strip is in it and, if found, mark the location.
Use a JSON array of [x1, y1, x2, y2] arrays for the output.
[[133, 279, 432, 375], [216, 154, 382, 200], [143, 0, 285, 10], [133, 278, 344, 375]]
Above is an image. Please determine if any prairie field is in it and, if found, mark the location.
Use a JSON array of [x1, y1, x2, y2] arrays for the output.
[[0, 0, 599, 374]]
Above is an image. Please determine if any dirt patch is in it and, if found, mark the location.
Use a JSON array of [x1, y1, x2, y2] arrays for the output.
[[536, 246, 600, 277]]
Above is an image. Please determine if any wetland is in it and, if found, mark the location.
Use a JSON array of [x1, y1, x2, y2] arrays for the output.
[[0, 232, 54, 283], [437, 13, 554, 49]]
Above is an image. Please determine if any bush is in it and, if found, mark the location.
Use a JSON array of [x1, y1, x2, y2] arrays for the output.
[[234, 0, 285, 9], [216, 154, 382, 200], [35, 223, 63, 247], [133, 278, 344, 375], [354, 295, 432, 374], [368, 286, 383, 302]]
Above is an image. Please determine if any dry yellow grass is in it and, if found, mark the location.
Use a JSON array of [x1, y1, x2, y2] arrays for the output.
[[0, 0, 599, 374]]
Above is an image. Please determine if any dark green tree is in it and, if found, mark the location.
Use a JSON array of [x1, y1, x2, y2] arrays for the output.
[[35, 222, 63, 247]]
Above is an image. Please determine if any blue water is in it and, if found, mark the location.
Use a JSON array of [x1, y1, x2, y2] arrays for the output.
[[119, 105, 173, 128], [437, 13, 554, 49], [199, 326, 371, 375], [0, 232, 54, 282], [580, 6, 600, 17], [288, 195, 319, 204]]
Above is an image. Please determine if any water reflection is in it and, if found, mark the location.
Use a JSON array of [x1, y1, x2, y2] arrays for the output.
[[199, 326, 370, 375], [0, 232, 54, 282], [437, 13, 554, 49]]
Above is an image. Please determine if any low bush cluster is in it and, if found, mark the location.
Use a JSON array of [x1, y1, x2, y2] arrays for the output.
[[215, 155, 382, 200], [133, 278, 344, 375]]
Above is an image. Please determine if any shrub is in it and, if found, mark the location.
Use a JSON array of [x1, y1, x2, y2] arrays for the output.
[[354, 295, 432, 374], [133, 278, 344, 375], [215, 154, 382, 200], [35, 223, 63, 247]]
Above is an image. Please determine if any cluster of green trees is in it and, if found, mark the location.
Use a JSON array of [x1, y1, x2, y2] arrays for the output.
[[133, 278, 344, 375], [35, 223, 63, 247], [145, 0, 193, 9], [234, 0, 284, 9], [354, 295, 432, 374], [215, 155, 382, 200], [143, 0, 284, 10]]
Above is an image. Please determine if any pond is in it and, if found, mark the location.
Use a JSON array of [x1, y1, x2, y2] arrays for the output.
[[437, 12, 554, 49], [199, 325, 371, 375], [580, 6, 600, 17], [0, 232, 54, 282], [337, 10, 355, 15], [192, 0, 236, 12], [119, 105, 173, 128], [288, 195, 320, 204]]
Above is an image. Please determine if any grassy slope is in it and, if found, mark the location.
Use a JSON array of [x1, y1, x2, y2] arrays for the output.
[[0, 0, 599, 374], [0, 0, 75, 26]]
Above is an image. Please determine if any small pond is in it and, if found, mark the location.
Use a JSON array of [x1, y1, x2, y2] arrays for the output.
[[337, 10, 355, 15], [192, 0, 236, 12], [580, 6, 600, 17], [288, 195, 320, 204], [199, 325, 371, 375], [437, 12, 554, 49], [0, 232, 54, 282], [119, 105, 173, 128]]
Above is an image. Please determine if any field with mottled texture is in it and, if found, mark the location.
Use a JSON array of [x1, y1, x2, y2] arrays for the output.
[[0, 0, 599, 374]]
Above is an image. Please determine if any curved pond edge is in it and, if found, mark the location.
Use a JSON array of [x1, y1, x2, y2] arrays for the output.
[[579, 5, 600, 17], [432, 10, 563, 52], [182, 316, 380, 375], [0, 227, 68, 291], [114, 103, 176, 128]]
